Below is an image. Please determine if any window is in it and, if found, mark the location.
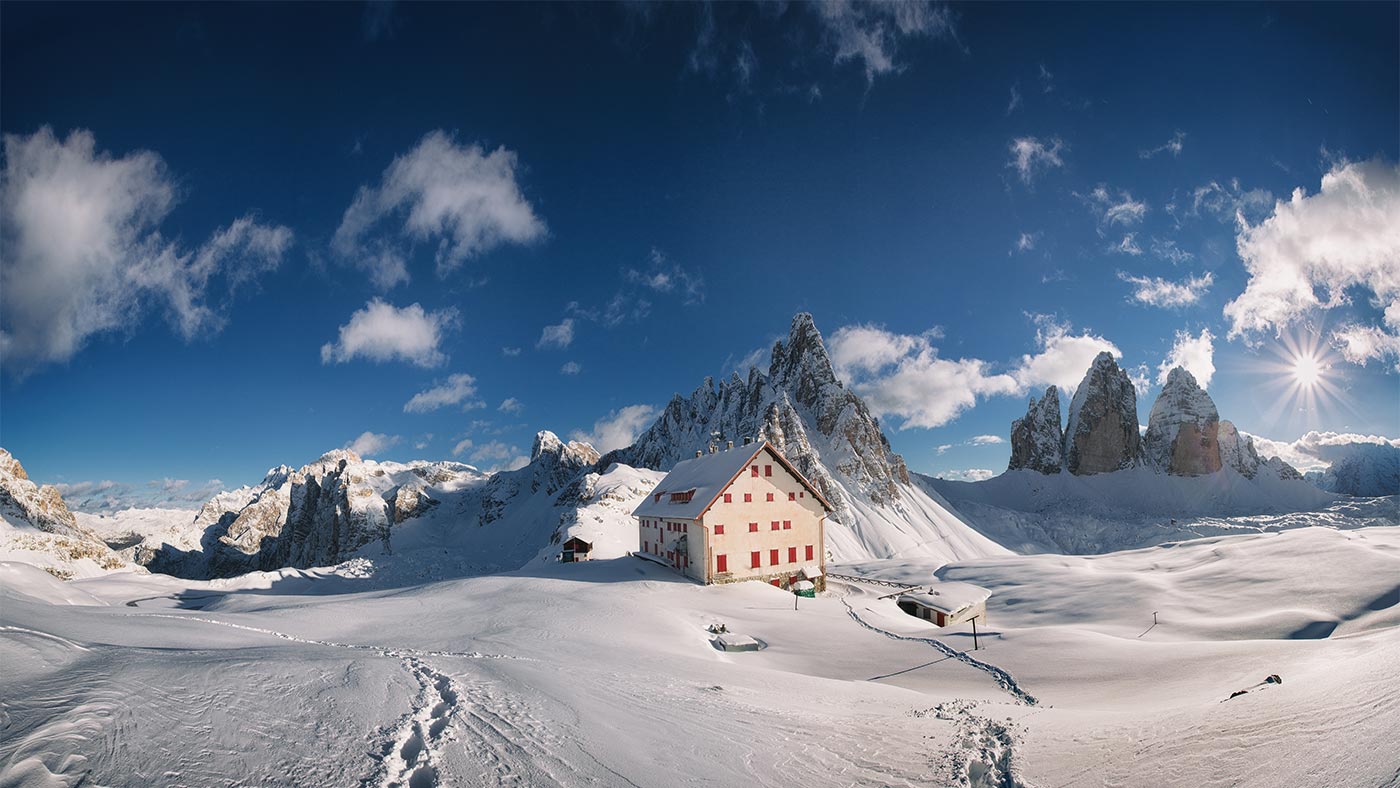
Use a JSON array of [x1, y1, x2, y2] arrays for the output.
[[749, 522, 758, 533], [771, 521, 779, 531], [654, 493, 662, 503], [723, 493, 732, 503], [788, 547, 797, 563], [717, 554, 728, 573], [750, 551, 761, 569], [769, 549, 779, 566], [744, 493, 752, 503], [783, 520, 791, 530], [800, 491, 805, 498], [764, 465, 772, 477], [789, 492, 796, 501], [766, 493, 774, 502], [669, 490, 694, 503], [751, 465, 759, 477], [805, 545, 814, 561], [714, 524, 724, 535]]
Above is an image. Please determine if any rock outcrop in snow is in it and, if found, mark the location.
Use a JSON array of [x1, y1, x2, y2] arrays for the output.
[[1143, 367, 1221, 476], [1007, 386, 1064, 474], [0, 448, 126, 578], [1218, 421, 1266, 479], [1064, 352, 1142, 475], [1305, 442, 1400, 497], [602, 313, 1007, 565]]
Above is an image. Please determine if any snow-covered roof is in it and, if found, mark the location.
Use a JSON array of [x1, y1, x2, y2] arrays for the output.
[[631, 441, 833, 520], [898, 582, 991, 616], [801, 565, 823, 580]]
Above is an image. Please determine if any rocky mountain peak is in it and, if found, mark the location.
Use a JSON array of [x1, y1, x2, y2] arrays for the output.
[[1144, 367, 1222, 476], [0, 447, 81, 535], [1008, 386, 1064, 474], [1064, 352, 1141, 475], [769, 312, 840, 400]]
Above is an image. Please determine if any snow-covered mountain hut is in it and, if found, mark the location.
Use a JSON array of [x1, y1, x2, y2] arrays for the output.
[[633, 439, 833, 590], [897, 582, 991, 627]]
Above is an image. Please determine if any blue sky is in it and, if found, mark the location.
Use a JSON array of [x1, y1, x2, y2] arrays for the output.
[[2, 2, 1397, 509]]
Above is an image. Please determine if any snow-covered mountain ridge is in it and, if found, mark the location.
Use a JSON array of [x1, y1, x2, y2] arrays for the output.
[[0, 448, 128, 579]]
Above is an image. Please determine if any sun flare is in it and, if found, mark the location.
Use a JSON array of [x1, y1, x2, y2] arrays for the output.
[[1292, 352, 1324, 389]]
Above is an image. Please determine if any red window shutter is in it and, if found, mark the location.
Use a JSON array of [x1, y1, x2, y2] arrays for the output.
[[766, 492, 774, 502], [789, 492, 796, 501], [783, 520, 791, 529], [749, 522, 758, 533], [717, 554, 727, 573], [751, 465, 759, 477], [771, 579, 781, 587], [769, 549, 779, 566], [805, 545, 814, 561], [771, 521, 779, 531], [750, 551, 761, 569], [744, 493, 752, 503], [723, 493, 732, 503], [800, 491, 805, 498], [788, 546, 797, 563], [714, 524, 724, 535], [765, 465, 772, 477]]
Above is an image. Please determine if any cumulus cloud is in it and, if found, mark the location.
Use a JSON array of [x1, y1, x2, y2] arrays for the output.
[[0, 127, 293, 375], [461, 440, 527, 472], [571, 404, 660, 454], [536, 318, 575, 350], [403, 373, 483, 413], [1119, 271, 1214, 308], [1247, 430, 1400, 474], [1156, 328, 1215, 387], [815, 0, 959, 85], [331, 130, 546, 288], [937, 468, 996, 482], [347, 431, 400, 457], [828, 317, 1120, 430], [1139, 130, 1186, 159], [1011, 316, 1123, 393], [498, 397, 524, 415], [560, 361, 582, 375], [321, 299, 459, 367], [1007, 137, 1066, 185], [1222, 158, 1400, 368]]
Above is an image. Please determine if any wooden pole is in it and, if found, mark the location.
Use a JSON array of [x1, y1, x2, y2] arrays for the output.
[[971, 616, 979, 651]]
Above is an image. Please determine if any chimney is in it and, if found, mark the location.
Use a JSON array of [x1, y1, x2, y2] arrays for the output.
[[695, 450, 703, 458], [708, 444, 717, 454], [726, 440, 734, 450], [743, 436, 753, 445]]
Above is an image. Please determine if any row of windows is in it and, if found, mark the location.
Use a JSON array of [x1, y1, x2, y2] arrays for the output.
[[721, 490, 805, 504], [751, 464, 772, 478], [714, 544, 815, 573]]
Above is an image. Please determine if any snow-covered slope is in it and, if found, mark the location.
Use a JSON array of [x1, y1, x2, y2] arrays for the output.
[[0, 448, 129, 579], [602, 313, 1008, 566], [921, 467, 1385, 554], [1305, 441, 1400, 497]]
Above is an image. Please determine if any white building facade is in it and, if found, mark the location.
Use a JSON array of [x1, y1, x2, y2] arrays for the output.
[[633, 440, 832, 591]]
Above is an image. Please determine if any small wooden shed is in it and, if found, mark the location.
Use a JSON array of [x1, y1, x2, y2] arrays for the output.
[[897, 582, 990, 627], [560, 536, 593, 563]]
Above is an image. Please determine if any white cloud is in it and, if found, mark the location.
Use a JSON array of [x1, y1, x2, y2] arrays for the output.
[[53, 477, 227, 513], [938, 468, 996, 482], [451, 438, 474, 457], [828, 317, 1121, 430], [815, 0, 959, 85], [1139, 130, 1186, 159], [1007, 137, 1066, 185], [1247, 430, 1400, 474], [320, 299, 459, 367], [1005, 84, 1022, 115], [331, 130, 546, 288], [969, 434, 1005, 446], [1037, 63, 1054, 93], [727, 346, 770, 376], [498, 397, 524, 415], [1012, 316, 1123, 393], [464, 440, 527, 472], [570, 404, 659, 454], [1119, 271, 1214, 308], [1156, 328, 1215, 388], [560, 361, 582, 375], [1080, 184, 1148, 228], [501, 346, 522, 357], [0, 127, 292, 374], [1011, 231, 1039, 254], [624, 248, 705, 305], [536, 318, 575, 349], [1150, 237, 1195, 265], [414, 434, 434, 451], [404, 373, 483, 413], [1116, 234, 1143, 256], [1222, 158, 1400, 369], [347, 431, 399, 457], [1168, 178, 1275, 227]]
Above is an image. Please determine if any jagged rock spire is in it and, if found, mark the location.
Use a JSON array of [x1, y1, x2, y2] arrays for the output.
[[1064, 351, 1141, 475], [1008, 386, 1064, 474], [1144, 367, 1222, 476]]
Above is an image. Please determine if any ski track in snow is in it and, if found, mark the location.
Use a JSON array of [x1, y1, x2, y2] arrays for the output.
[[837, 591, 1039, 707], [119, 610, 560, 787], [913, 701, 1031, 788]]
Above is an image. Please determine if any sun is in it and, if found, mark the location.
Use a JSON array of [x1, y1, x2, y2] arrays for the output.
[[1292, 352, 1324, 389]]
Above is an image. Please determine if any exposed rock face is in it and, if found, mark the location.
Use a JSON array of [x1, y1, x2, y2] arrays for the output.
[[1144, 368, 1222, 476], [480, 432, 599, 527], [1064, 352, 1142, 475], [602, 312, 910, 523], [0, 447, 126, 577], [1305, 442, 1399, 496], [388, 483, 439, 524], [1008, 386, 1063, 474], [0, 448, 81, 535], [1218, 421, 1264, 479]]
